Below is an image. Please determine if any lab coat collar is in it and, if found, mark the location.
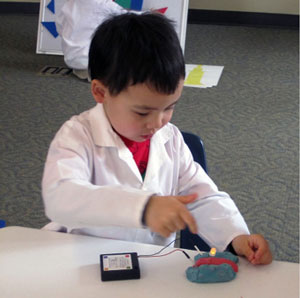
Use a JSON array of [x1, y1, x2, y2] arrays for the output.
[[89, 103, 174, 184], [89, 103, 173, 148], [89, 104, 121, 147]]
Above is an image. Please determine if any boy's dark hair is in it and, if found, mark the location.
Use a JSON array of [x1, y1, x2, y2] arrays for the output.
[[88, 12, 185, 96]]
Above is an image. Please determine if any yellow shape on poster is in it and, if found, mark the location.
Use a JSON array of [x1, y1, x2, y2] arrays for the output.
[[185, 65, 204, 86]]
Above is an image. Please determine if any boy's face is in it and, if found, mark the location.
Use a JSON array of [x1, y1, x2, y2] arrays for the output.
[[92, 79, 184, 142]]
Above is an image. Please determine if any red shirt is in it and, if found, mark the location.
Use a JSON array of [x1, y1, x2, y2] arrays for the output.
[[119, 135, 150, 175]]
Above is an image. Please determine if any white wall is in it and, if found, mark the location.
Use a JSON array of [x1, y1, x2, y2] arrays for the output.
[[1, 0, 299, 15], [189, 0, 299, 15]]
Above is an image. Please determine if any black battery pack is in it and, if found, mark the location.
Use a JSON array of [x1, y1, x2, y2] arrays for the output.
[[100, 252, 140, 281]]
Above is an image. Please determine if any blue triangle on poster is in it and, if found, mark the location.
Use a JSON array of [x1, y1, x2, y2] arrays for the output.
[[42, 22, 59, 38], [47, 0, 55, 14], [130, 0, 143, 11]]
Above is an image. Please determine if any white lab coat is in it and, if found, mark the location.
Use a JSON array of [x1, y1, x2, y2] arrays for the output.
[[42, 104, 249, 251], [56, 0, 125, 70]]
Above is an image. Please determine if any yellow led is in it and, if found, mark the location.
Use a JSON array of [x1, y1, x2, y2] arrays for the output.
[[209, 247, 217, 256]]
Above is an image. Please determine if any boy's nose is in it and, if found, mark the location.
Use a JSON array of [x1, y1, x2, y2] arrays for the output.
[[147, 114, 164, 130]]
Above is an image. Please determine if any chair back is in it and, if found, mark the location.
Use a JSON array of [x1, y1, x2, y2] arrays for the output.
[[0, 220, 6, 228], [181, 131, 207, 172]]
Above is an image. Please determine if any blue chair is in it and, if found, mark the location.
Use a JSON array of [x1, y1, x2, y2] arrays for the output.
[[0, 220, 6, 228], [180, 131, 211, 251]]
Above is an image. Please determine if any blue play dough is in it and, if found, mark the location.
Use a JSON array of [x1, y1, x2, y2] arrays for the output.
[[186, 264, 236, 283], [186, 251, 238, 283]]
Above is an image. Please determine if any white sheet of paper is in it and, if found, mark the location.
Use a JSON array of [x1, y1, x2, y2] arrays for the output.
[[184, 64, 224, 88]]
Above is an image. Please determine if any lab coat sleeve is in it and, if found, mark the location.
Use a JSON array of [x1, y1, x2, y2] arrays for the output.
[[175, 129, 250, 251], [42, 120, 153, 229]]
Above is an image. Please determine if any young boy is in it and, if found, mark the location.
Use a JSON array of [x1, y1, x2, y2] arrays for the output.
[[42, 12, 272, 265]]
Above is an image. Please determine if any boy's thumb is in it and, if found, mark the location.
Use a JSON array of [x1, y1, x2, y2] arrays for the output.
[[177, 193, 198, 205]]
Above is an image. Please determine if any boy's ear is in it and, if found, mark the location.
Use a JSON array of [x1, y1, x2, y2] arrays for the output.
[[91, 80, 109, 103]]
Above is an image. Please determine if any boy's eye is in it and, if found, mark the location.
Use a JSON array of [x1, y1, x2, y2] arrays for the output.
[[135, 111, 149, 116], [165, 105, 175, 111]]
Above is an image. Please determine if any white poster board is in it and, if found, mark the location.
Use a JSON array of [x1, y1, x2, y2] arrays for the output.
[[36, 0, 65, 55], [36, 0, 189, 55]]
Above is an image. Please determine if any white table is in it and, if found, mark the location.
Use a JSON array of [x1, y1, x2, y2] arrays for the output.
[[0, 226, 299, 298]]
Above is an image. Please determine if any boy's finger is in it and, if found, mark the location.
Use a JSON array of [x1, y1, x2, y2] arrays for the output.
[[180, 209, 198, 234], [176, 193, 198, 205]]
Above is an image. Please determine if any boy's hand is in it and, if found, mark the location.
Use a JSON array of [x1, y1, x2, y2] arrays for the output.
[[144, 193, 198, 238], [232, 234, 273, 265]]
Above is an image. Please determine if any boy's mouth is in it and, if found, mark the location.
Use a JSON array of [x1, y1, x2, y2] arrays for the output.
[[141, 134, 153, 140]]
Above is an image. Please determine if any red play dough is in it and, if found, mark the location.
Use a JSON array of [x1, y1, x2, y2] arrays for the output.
[[194, 257, 238, 273]]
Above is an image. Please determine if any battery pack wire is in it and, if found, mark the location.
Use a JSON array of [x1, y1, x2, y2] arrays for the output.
[[138, 238, 192, 262]]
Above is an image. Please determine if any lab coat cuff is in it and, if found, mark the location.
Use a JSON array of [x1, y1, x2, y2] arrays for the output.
[[221, 230, 251, 252], [140, 194, 155, 227]]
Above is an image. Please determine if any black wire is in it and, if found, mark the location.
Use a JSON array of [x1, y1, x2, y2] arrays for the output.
[[138, 237, 180, 258], [181, 250, 191, 260], [138, 238, 192, 261]]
